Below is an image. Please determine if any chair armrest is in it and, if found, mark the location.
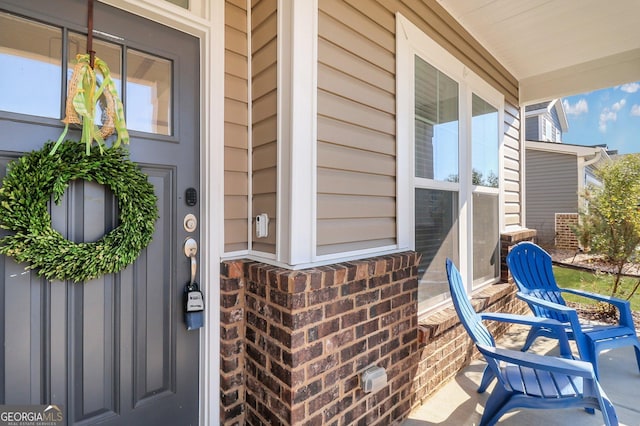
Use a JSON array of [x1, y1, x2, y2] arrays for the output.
[[559, 288, 635, 329], [517, 292, 576, 314], [561, 287, 632, 309], [480, 312, 567, 329], [477, 344, 596, 379], [517, 292, 597, 359], [480, 312, 573, 358]]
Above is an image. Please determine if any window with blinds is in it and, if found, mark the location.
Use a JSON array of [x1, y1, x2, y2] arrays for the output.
[[414, 56, 461, 311], [411, 56, 501, 312], [397, 14, 504, 314]]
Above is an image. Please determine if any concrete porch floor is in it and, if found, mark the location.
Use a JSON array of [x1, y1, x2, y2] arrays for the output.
[[403, 325, 640, 425]]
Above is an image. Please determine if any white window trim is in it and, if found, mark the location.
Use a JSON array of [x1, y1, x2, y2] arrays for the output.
[[396, 13, 504, 309], [276, 0, 318, 266]]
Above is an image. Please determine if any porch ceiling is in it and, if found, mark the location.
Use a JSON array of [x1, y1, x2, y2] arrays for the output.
[[437, 0, 640, 105]]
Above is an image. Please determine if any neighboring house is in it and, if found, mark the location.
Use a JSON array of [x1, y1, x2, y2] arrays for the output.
[[524, 100, 611, 249], [526, 141, 610, 248], [525, 99, 568, 143], [1, 1, 638, 426]]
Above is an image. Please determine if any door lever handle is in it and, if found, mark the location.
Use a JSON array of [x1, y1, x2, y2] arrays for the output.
[[184, 237, 198, 285]]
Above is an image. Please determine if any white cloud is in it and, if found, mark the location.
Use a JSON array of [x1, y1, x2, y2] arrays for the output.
[[599, 99, 629, 132], [599, 108, 617, 133], [612, 99, 626, 111], [620, 82, 640, 93], [563, 98, 588, 116], [631, 104, 640, 116]]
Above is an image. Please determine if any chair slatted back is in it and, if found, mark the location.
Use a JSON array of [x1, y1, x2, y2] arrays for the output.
[[506, 242, 569, 322], [446, 259, 495, 348]]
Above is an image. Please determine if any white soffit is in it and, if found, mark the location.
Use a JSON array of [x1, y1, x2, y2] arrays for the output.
[[437, 0, 640, 104]]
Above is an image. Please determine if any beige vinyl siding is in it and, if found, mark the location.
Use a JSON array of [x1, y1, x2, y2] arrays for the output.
[[317, 0, 522, 255], [525, 150, 578, 246], [224, 0, 249, 253], [252, 0, 277, 254], [503, 102, 522, 226], [317, 0, 397, 256]]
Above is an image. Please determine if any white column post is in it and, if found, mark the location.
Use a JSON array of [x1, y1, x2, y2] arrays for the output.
[[277, 0, 317, 266]]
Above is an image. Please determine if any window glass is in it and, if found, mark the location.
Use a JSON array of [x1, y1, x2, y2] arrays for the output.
[[0, 13, 62, 118], [471, 94, 499, 188], [401, 16, 503, 314], [126, 49, 172, 135], [415, 56, 459, 182], [415, 188, 459, 310], [68, 32, 122, 126], [472, 193, 499, 284], [545, 119, 553, 141]]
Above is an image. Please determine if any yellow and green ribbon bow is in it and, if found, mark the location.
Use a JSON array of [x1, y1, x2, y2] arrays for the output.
[[51, 53, 129, 155]]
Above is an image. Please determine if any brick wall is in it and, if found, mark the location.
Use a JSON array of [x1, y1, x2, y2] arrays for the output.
[[555, 213, 579, 250], [221, 252, 420, 425], [248, 253, 419, 425], [500, 228, 537, 282], [220, 260, 248, 425], [220, 235, 533, 425]]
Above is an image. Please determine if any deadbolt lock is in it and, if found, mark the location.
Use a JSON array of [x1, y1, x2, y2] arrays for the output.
[[184, 214, 197, 232]]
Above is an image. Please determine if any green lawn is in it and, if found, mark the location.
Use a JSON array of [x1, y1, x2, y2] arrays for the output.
[[553, 266, 640, 311]]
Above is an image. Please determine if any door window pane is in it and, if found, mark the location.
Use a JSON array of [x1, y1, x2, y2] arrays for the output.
[[415, 188, 459, 310], [126, 49, 172, 135], [471, 94, 498, 188], [0, 13, 62, 118], [415, 56, 459, 182], [165, 0, 189, 8], [68, 32, 122, 126], [472, 193, 499, 284]]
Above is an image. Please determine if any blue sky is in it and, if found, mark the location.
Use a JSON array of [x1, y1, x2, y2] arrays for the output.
[[562, 82, 640, 154]]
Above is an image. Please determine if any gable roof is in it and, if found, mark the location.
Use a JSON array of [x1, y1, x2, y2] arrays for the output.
[[525, 99, 569, 133], [526, 140, 610, 161]]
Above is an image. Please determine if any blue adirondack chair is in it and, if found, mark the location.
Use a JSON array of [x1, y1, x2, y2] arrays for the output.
[[446, 258, 618, 426], [507, 241, 640, 378]]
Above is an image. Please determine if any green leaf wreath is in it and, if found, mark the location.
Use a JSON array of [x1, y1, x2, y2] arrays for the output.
[[0, 140, 158, 282], [0, 53, 157, 282]]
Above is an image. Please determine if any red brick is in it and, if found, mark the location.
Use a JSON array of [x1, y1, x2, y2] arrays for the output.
[[369, 300, 391, 318], [220, 325, 239, 340], [308, 287, 339, 306], [340, 340, 367, 363], [341, 309, 367, 328], [325, 298, 354, 318], [355, 289, 380, 307], [355, 319, 379, 339], [308, 386, 340, 415], [220, 277, 242, 292], [341, 279, 367, 296], [369, 274, 391, 288], [307, 353, 339, 379], [325, 362, 353, 388], [355, 350, 378, 371], [286, 307, 324, 329], [221, 292, 239, 308], [292, 379, 322, 404], [291, 341, 323, 367], [367, 329, 389, 348], [380, 282, 400, 300], [325, 329, 354, 353]]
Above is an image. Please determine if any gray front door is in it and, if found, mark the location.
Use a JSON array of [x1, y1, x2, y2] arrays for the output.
[[0, 1, 200, 424]]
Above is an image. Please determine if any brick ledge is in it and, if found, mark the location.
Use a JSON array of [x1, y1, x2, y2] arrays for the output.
[[417, 283, 515, 345]]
